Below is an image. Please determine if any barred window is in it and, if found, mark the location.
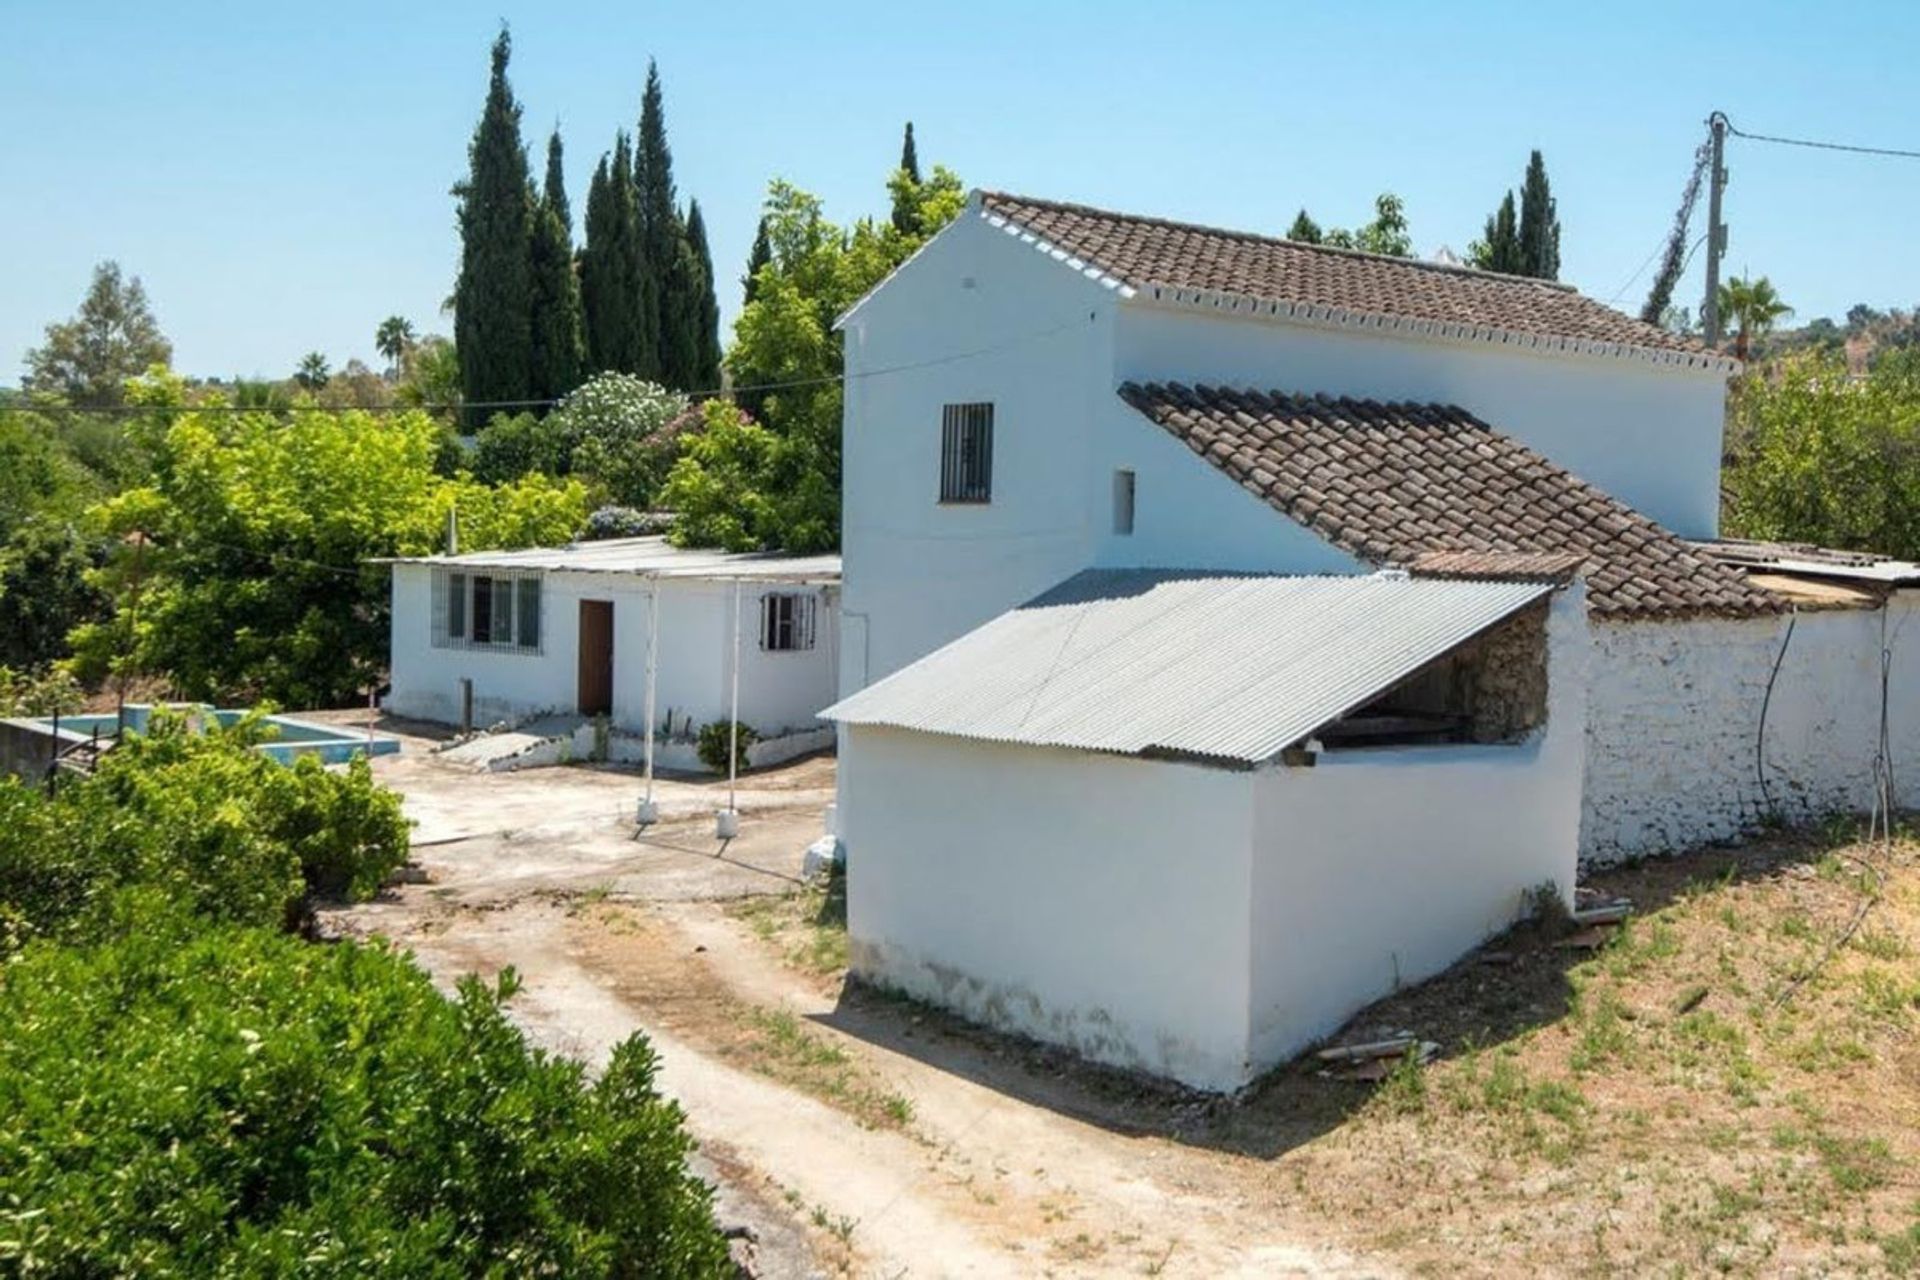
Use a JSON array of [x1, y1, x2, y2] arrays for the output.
[[939, 402, 993, 503], [761, 592, 817, 652], [433, 568, 541, 653]]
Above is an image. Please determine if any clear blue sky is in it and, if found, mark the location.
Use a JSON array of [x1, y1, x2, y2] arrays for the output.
[[5, 1, 1918, 383]]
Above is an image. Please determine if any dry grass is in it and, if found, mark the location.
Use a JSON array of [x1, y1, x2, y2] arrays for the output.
[[726, 869, 848, 982], [1248, 823, 1920, 1277]]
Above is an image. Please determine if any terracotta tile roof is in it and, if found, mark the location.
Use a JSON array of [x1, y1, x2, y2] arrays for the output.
[[1408, 550, 1591, 584], [1118, 383, 1783, 620], [981, 191, 1710, 361]]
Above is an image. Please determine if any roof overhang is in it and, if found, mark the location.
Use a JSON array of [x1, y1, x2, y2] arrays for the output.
[[825, 569, 1558, 768]]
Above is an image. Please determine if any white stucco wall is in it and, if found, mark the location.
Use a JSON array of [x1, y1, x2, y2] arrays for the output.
[[1247, 587, 1589, 1067], [1582, 593, 1920, 863], [839, 725, 1259, 1090], [385, 564, 838, 738], [841, 587, 1590, 1090], [838, 212, 1119, 694], [1113, 304, 1729, 540]]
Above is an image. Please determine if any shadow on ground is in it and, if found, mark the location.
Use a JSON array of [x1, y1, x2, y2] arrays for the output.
[[815, 819, 1869, 1161]]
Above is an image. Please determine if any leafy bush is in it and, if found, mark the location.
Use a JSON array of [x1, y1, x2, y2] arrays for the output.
[[696, 719, 758, 774], [0, 714, 408, 948], [0, 665, 85, 718], [0, 909, 730, 1276]]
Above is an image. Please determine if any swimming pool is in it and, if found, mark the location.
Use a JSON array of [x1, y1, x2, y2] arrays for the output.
[[16, 705, 402, 768]]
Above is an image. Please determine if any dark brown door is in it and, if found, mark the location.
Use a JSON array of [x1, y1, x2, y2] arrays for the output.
[[577, 600, 614, 716]]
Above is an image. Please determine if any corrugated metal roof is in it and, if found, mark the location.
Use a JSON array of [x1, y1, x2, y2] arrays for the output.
[[376, 536, 841, 582], [824, 570, 1555, 767], [1689, 539, 1920, 586]]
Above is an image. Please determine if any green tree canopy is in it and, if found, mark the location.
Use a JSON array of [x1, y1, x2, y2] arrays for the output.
[[71, 374, 586, 705], [1286, 209, 1323, 244], [23, 262, 173, 407], [1320, 194, 1413, 257], [1724, 351, 1920, 557], [453, 27, 534, 428], [374, 315, 416, 378], [676, 161, 966, 552], [891, 122, 921, 232], [581, 135, 644, 377], [684, 199, 723, 390]]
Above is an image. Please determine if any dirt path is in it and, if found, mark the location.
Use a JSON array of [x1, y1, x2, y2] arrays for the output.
[[330, 745, 1383, 1277], [384, 900, 1378, 1278]]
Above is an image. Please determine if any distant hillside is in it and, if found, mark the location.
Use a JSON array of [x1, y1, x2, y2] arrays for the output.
[[1758, 303, 1920, 371]]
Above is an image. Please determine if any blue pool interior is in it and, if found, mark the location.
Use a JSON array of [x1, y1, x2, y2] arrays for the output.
[[33, 706, 400, 765]]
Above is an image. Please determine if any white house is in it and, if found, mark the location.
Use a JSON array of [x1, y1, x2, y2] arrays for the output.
[[382, 537, 840, 767], [834, 190, 1920, 865], [823, 189, 1920, 1086]]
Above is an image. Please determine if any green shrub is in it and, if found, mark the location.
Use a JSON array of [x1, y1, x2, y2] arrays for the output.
[[696, 719, 757, 774], [0, 714, 408, 947], [0, 905, 730, 1276]]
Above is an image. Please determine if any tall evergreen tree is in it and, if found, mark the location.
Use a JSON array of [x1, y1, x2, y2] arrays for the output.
[[527, 129, 584, 403], [453, 27, 534, 428], [1471, 191, 1523, 274], [1286, 209, 1323, 244], [1517, 149, 1561, 281], [633, 61, 674, 382], [742, 217, 772, 306], [542, 127, 571, 230], [685, 199, 723, 391], [580, 135, 643, 375], [892, 122, 921, 233]]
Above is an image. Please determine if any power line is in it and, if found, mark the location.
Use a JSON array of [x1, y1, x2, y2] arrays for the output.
[[9, 314, 1095, 418], [1725, 118, 1920, 161]]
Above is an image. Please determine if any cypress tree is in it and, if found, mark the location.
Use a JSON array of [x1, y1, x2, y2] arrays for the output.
[[1286, 209, 1323, 244], [580, 154, 614, 373], [891, 122, 921, 233], [1475, 191, 1523, 274], [634, 60, 674, 382], [685, 199, 723, 391], [454, 27, 534, 428], [527, 129, 584, 403], [1517, 150, 1561, 281], [742, 216, 772, 306], [659, 224, 701, 391], [580, 135, 642, 375]]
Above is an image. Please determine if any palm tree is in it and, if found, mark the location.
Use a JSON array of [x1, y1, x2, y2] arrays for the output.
[[1716, 275, 1793, 360], [294, 351, 331, 391], [374, 315, 416, 379]]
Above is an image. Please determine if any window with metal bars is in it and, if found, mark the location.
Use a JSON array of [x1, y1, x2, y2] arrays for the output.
[[938, 403, 993, 503], [760, 592, 817, 652], [432, 568, 542, 653]]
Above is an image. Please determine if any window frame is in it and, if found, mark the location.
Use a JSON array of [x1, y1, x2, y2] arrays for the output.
[[432, 567, 543, 654], [759, 591, 817, 653], [938, 402, 994, 505], [1113, 468, 1136, 535]]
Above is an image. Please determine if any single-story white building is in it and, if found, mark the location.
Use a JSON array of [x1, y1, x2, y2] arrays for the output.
[[381, 537, 840, 768], [826, 564, 1589, 1091]]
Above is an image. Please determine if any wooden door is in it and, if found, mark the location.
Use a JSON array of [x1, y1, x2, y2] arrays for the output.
[[577, 600, 614, 716]]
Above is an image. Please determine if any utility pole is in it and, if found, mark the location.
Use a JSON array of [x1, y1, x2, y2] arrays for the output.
[[1703, 112, 1729, 348]]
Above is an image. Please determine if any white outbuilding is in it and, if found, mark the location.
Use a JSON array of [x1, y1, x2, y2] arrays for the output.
[[826, 564, 1589, 1091], [381, 537, 840, 769]]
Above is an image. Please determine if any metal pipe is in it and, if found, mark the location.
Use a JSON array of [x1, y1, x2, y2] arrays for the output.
[[638, 578, 660, 825], [728, 577, 742, 812]]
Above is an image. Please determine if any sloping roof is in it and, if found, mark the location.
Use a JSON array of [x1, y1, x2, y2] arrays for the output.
[[824, 570, 1554, 767], [377, 536, 841, 582], [979, 192, 1720, 367], [1119, 383, 1781, 621]]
